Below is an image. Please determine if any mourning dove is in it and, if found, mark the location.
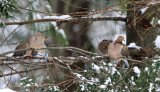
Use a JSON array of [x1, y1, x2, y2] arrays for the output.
[[108, 36, 130, 68], [13, 32, 49, 61], [98, 36, 130, 68]]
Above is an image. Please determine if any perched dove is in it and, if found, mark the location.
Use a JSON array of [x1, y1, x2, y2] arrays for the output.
[[108, 36, 130, 68], [13, 32, 50, 85], [13, 32, 49, 61], [98, 36, 130, 68]]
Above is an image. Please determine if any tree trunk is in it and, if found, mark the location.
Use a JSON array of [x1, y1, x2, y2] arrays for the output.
[[126, 0, 160, 57]]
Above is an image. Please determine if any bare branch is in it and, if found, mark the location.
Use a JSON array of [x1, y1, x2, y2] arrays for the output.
[[0, 46, 97, 56], [4, 17, 126, 25]]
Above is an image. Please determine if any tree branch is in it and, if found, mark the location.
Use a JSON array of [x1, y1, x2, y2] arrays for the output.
[[4, 17, 126, 25]]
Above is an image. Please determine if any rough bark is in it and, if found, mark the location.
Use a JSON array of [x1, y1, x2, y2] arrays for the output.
[[126, 0, 160, 57]]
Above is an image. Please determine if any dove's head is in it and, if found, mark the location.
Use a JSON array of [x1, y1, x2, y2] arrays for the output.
[[30, 32, 48, 48], [34, 32, 45, 38], [33, 32, 47, 41], [116, 36, 125, 43]]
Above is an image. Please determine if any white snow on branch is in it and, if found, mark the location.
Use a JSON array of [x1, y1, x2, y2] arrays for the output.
[[44, 15, 71, 20], [26, 84, 31, 86], [133, 66, 141, 77], [148, 1, 160, 5], [99, 85, 106, 89], [91, 63, 100, 73], [74, 73, 86, 80], [155, 78, 160, 82], [149, 83, 154, 92], [53, 57, 63, 62], [80, 84, 85, 91], [154, 35, 160, 48], [104, 77, 111, 85], [127, 43, 142, 50], [21, 77, 27, 80], [140, 7, 148, 14], [53, 86, 60, 91], [158, 20, 160, 24], [58, 29, 66, 38], [130, 76, 136, 86]]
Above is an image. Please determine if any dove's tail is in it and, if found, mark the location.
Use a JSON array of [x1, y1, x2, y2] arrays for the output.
[[121, 58, 130, 68]]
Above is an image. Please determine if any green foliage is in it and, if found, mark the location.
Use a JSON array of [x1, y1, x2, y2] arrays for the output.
[[75, 57, 160, 92], [0, 0, 20, 27], [0, 20, 5, 27], [40, 77, 60, 92], [19, 77, 37, 91], [0, 0, 19, 19], [19, 77, 60, 92]]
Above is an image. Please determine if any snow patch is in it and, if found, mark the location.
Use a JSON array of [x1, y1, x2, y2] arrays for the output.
[[80, 84, 85, 91], [127, 43, 142, 50], [0, 88, 16, 92], [21, 77, 27, 80], [131, 76, 136, 86], [28, 79, 32, 81], [140, 7, 148, 14], [155, 78, 160, 82], [149, 83, 154, 92], [26, 84, 31, 86], [158, 20, 160, 24], [104, 77, 111, 85], [100, 85, 106, 89], [154, 36, 160, 48], [145, 67, 149, 71], [53, 86, 59, 91], [133, 66, 141, 77], [91, 63, 100, 73], [58, 29, 66, 38], [74, 73, 86, 80], [44, 15, 71, 20]]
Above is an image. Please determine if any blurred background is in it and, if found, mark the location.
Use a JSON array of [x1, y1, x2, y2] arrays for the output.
[[0, 0, 128, 57], [0, 0, 160, 91]]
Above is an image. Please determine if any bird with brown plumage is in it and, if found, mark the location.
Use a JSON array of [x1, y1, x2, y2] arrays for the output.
[[13, 32, 49, 61], [98, 36, 130, 69]]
